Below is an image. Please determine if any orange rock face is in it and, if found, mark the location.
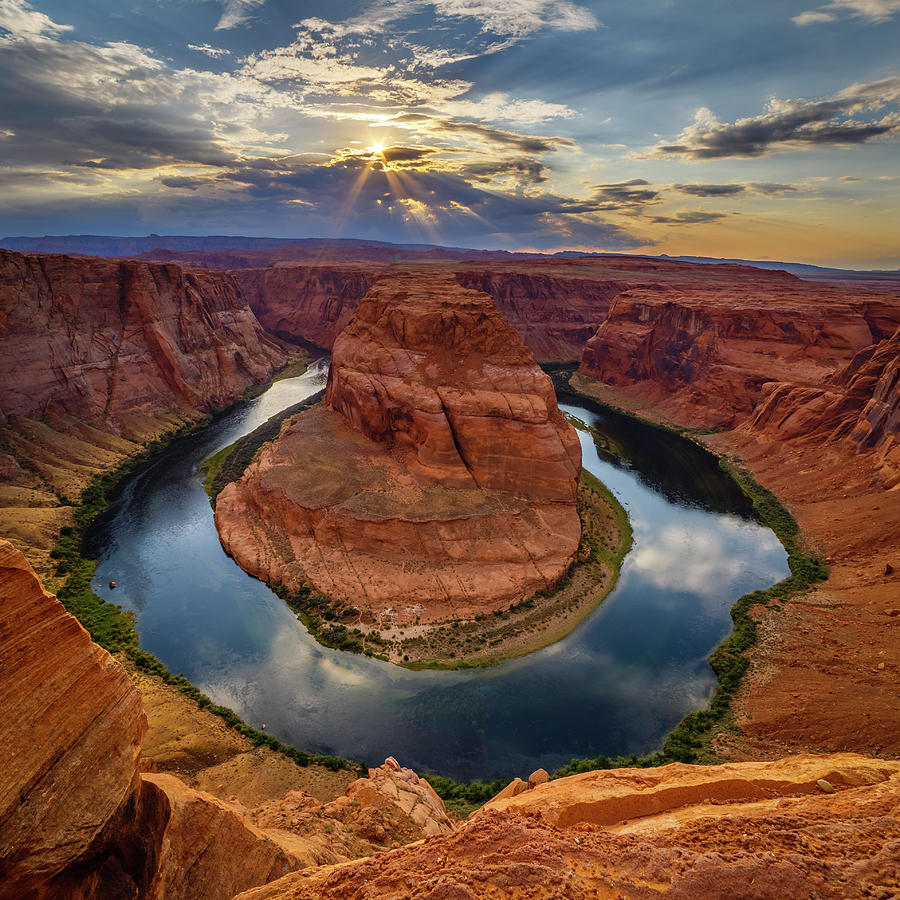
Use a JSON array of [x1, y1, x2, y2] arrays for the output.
[[744, 324, 900, 488], [0, 250, 288, 436], [578, 265, 899, 429], [215, 273, 581, 623], [0, 540, 317, 900], [236, 753, 900, 900], [231, 265, 373, 350], [0, 540, 145, 898]]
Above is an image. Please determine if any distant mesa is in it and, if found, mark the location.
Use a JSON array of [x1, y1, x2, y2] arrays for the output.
[[214, 272, 582, 627]]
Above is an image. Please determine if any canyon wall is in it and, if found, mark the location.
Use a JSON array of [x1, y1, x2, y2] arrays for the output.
[[744, 324, 900, 488], [231, 266, 373, 349], [215, 272, 581, 624], [455, 269, 625, 362], [578, 281, 897, 429], [0, 250, 289, 438]]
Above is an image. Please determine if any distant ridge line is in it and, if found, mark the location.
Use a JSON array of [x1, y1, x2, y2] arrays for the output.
[[1, 235, 897, 278]]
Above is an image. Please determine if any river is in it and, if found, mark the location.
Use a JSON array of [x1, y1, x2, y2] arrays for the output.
[[89, 359, 788, 781]]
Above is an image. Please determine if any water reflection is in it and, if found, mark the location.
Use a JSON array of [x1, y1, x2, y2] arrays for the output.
[[89, 367, 789, 781]]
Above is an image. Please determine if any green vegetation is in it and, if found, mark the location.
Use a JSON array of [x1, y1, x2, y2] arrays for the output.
[[202, 395, 322, 503], [48, 412, 360, 777], [422, 774, 508, 818]]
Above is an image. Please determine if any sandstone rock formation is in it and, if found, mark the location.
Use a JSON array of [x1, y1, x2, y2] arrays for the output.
[[744, 324, 900, 488], [0, 539, 145, 897], [248, 757, 453, 857], [577, 266, 898, 428], [231, 266, 373, 349], [455, 268, 624, 362], [236, 754, 900, 900], [0, 539, 311, 899], [215, 272, 581, 624], [0, 540, 458, 899], [0, 250, 288, 436]]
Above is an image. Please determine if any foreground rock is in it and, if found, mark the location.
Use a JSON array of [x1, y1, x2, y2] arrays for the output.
[[215, 272, 581, 626], [236, 754, 900, 899], [0, 540, 459, 898], [0, 540, 145, 897]]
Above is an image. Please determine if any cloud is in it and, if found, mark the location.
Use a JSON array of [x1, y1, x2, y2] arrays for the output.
[[748, 182, 803, 194], [188, 43, 231, 59], [462, 157, 548, 187], [0, 0, 72, 40], [793, 0, 900, 25], [384, 114, 578, 152], [15, 152, 641, 250], [426, 0, 600, 39], [674, 183, 746, 197], [379, 146, 438, 163], [295, 0, 599, 44], [649, 78, 900, 159], [590, 179, 661, 209], [216, 0, 267, 31], [649, 211, 729, 225]]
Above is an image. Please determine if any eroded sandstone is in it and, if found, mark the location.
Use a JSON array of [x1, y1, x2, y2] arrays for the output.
[[0, 250, 288, 436], [235, 754, 900, 900], [215, 272, 581, 625]]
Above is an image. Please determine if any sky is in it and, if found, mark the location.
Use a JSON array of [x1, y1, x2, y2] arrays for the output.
[[0, 0, 898, 266]]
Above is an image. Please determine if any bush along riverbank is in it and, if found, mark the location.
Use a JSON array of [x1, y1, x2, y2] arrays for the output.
[[50, 406, 361, 778]]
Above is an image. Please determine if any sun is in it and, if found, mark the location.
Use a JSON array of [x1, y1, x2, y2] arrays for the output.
[[367, 142, 386, 158]]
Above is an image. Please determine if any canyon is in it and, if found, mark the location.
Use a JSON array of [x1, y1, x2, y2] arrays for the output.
[[213, 271, 583, 629], [1, 241, 899, 897]]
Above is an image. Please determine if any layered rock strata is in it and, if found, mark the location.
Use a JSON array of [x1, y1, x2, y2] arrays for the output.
[[237, 754, 900, 900], [578, 276, 899, 429], [215, 273, 581, 623], [0, 541, 456, 899], [0, 540, 305, 900], [231, 266, 373, 350], [744, 324, 900, 488], [0, 250, 288, 436]]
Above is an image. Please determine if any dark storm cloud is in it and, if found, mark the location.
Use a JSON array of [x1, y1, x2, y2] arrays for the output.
[[590, 179, 660, 209], [748, 182, 802, 194], [75, 154, 643, 250], [652, 78, 900, 159], [0, 25, 245, 173], [379, 146, 437, 163]]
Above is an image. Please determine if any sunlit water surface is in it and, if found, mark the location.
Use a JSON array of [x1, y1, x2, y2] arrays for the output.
[[89, 360, 788, 781]]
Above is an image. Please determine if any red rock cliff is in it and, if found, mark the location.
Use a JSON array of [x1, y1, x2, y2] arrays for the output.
[[0, 250, 289, 437], [578, 269, 899, 428], [455, 269, 624, 363], [743, 324, 900, 488], [231, 265, 373, 349], [215, 273, 581, 625], [0, 540, 317, 900]]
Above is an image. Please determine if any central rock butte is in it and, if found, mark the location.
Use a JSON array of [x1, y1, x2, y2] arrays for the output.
[[214, 272, 582, 626]]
